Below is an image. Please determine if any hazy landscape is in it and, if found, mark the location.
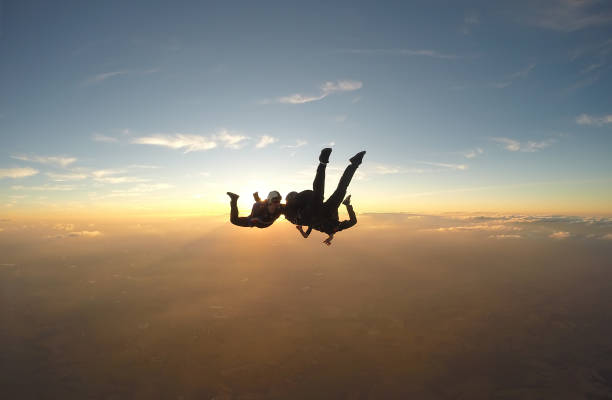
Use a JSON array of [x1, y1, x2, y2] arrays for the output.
[[2, 213, 612, 399]]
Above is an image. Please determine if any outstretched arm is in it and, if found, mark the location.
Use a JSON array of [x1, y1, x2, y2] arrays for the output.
[[253, 192, 262, 202], [296, 225, 312, 238]]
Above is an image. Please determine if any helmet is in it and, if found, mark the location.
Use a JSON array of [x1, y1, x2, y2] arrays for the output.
[[267, 190, 281, 201], [285, 191, 298, 203]]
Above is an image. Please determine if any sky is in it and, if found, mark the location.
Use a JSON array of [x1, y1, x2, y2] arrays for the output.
[[1, 0, 612, 217]]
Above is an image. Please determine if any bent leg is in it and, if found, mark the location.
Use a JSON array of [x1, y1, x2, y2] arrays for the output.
[[229, 199, 251, 227], [325, 163, 358, 210]]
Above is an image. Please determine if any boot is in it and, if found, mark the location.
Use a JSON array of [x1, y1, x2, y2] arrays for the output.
[[349, 151, 366, 166], [319, 148, 332, 164], [227, 192, 239, 202]]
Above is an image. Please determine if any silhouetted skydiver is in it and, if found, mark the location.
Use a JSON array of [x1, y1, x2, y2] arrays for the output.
[[227, 190, 283, 228], [284, 148, 365, 245]]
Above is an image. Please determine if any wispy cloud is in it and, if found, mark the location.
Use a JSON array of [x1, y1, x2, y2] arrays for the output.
[[11, 154, 77, 167], [492, 137, 556, 152], [281, 139, 308, 149], [11, 184, 75, 191], [576, 113, 612, 126], [132, 134, 217, 152], [86, 70, 129, 84], [94, 176, 150, 184], [91, 169, 125, 178], [68, 230, 103, 238], [520, 0, 612, 32], [214, 130, 249, 149], [373, 165, 402, 175], [581, 62, 604, 74], [89, 169, 150, 184], [84, 68, 159, 86], [489, 234, 522, 239], [334, 114, 348, 123], [418, 161, 468, 171], [128, 164, 160, 169], [273, 80, 363, 104], [255, 135, 278, 149], [92, 133, 119, 143], [107, 183, 173, 197], [0, 167, 39, 179], [549, 231, 571, 239], [46, 172, 88, 181], [132, 130, 248, 152], [430, 224, 522, 233], [461, 13, 480, 35], [464, 148, 484, 159], [338, 48, 459, 60], [491, 63, 536, 89]]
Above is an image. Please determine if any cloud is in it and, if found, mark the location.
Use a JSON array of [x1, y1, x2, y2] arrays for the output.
[[338, 48, 459, 59], [54, 223, 75, 231], [276, 80, 362, 104], [68, 230, 102, 238], [581, 62, 604, 74], [489, 234, 522, 239], [549, 231, 571, 239], [281, 140, 308, 149], [418, 161, 468, 171], [520, 0, 612, 32], [86, 70, 129, 84], [374, 165, 402, 175], [11, 154, 77, 167], [492, 137, 556, 152], [107, 183, 173, 197], [132, 130, 249, 152], [576, 113, 612, 126], [255, 135, 278, 149], [92, 133, 119, 143], [492, 137, 521, 151], [91, 169, 125, 178], [133, 134, 217, 152], [278, 94, 326, 104], [11, 184, 75, 191], [491, 63, 536, 88], [89, 169, 151, 184], [94, 176, 150, 184], [84, 68, 159, 86], [46, 172, 88, 181], [0, 167, 39, 179], [461, 13, 480, 34], [128, 164, 160, 169], [432, 224, 522, 233], [522, 139, 556, 152], [214, 130, 249, 149], [335, 115, 348, 123], [464, 148, 484, 159]]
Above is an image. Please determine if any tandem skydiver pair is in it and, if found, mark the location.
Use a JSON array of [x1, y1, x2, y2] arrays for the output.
[[226, 148, 365, 246]]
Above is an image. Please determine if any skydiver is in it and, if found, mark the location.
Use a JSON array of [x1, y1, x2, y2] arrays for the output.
[[284, 147, 365, 245], [226, 190, 283, 228]]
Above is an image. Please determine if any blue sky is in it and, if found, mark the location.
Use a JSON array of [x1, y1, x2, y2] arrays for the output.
[[1, 0, 611, 215]]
